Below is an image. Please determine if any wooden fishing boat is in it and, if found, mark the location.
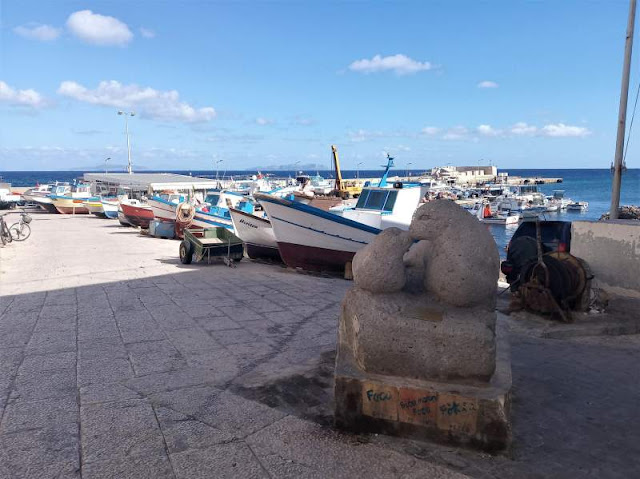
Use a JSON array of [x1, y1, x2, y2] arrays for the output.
[[229, 207, 281, 261], [51, 196, 91, 214], [120, 199, 154, 228]]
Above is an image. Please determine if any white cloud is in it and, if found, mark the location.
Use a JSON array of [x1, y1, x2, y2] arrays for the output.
[[13, 23, 61, 41], [348, 54, 433, 75], [421, 126, 440, 136], [293, 116, 315, 126], [477, 80, 499, 89], [255, 117, 275, 126], [0, 81, 46, 108], [139, 27, 155, 39], [477, 124, 502, 137], [540, 123, 591, 137], [510, 122, 537, 136], [425, 121, 591, 140], [442, 126, 469, 140], [57, 80, 216, 123], [66, 10, 133, 46]]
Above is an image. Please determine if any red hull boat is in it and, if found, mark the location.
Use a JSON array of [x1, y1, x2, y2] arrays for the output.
[[121, 202, 154, 228]]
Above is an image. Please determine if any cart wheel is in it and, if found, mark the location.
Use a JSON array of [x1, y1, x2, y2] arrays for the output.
[[179, 241, 193, 264]]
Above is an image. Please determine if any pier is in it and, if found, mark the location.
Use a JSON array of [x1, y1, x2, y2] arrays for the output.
[[0, 211, 639, 478]]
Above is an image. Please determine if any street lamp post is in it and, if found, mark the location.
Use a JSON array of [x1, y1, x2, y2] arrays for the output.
[[406, 162, 413, 178], [104, 157, 111, 174], [357, 162, 363, 179], [214, 159, 223, 182], [117, 111, 135, 174]]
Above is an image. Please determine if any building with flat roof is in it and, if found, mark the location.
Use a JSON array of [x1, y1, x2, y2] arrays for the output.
[[83, 173, 222, 194]]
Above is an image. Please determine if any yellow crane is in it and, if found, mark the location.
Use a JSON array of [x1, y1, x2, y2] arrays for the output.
[[331, 145, 363, 199]]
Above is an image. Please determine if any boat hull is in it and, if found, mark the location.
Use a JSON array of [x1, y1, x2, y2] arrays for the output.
[[149, 196, 233, 231], [256, 194, 379, 272], [121, 203, 154, 228], [481, 216, 520, 225], [51, 197, 90, 214], [101, 200, 119, 219], [30, 196, 58, 213], [229, 208, 281, 261], [84, 201, 105, 217], [148, 197, 177, 222]]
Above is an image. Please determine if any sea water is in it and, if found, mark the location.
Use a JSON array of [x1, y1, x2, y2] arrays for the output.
[[2, 168, 638, 253]]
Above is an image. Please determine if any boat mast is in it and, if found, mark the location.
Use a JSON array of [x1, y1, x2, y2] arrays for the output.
[[379, 153, 395, 187], [331, 145, 343, 193], [610, 0, 636, 219]]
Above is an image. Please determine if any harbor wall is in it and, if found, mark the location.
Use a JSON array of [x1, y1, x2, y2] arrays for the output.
[[571, 220, 640, 298]]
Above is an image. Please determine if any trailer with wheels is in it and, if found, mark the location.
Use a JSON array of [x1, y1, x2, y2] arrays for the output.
[[179, 227, 244, 266]]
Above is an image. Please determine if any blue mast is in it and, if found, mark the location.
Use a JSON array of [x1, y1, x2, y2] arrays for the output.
[[378, 153, 395, 187]]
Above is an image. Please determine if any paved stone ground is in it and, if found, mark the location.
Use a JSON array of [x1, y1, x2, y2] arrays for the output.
[[0, 211, 639, 478]]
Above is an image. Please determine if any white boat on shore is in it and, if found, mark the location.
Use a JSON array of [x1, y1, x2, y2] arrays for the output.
[[255, 183, 425, 272], [229, 207, 281, 261]]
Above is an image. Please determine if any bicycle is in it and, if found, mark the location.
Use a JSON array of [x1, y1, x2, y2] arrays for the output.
[[9, 211, 32, 241], [0, 213, 12, 245]]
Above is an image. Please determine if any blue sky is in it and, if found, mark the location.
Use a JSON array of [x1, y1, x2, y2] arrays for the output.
[[0, 0, 638, 171]]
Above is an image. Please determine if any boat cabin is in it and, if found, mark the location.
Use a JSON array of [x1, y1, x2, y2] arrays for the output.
[[340, 184, 424, 230]]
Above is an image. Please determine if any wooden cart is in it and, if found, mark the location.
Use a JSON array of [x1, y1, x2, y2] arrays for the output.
[[179, 227, 244, 266]]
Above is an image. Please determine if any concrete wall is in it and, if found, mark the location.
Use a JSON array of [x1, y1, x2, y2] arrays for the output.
[[572, 220, 640, 298]]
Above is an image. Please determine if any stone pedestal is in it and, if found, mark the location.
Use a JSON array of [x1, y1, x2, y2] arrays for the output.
[[334, 311, 512, 452], [333, 201, 512, 452]]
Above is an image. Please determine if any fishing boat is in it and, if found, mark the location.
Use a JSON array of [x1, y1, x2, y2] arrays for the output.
[[22, 183, 53, 206], [229, 207, 281, 261], [118, 204, 132, 226], [50, 183, 93, 214], [83, 198, 106, 217], [0, 188, 21, 210], [474, 201, 520, 225], [255, 182, 425, 272], [148, 193, 186, 222], [121, 199, 154, 228], [100, 198, 119, 219], [566, 201, 589, 211], [148, 190, 249, 230], [28, 183, 70, 213]]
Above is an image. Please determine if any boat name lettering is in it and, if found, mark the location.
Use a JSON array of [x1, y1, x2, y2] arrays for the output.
[[239, 218, 258, 229]]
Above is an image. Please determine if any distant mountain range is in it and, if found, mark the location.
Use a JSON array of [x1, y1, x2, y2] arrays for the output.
[[68, 164, 151, 171], [246, 163, 325, 171]]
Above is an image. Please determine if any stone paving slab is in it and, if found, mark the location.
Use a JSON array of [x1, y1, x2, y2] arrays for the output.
[[0, 213, 638, 478]]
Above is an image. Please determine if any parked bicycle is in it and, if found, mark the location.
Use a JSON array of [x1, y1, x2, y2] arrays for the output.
[[9, 211, 32, 241], [0, 213, 12, 245]]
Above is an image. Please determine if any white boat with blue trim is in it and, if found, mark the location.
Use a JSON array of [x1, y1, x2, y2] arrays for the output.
[[255, 182, 426, 272], [148, 190, 253, 231]]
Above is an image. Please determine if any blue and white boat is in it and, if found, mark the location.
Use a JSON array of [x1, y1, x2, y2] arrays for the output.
[[148, 190, 254, 231], [255, 182, 426, 273]]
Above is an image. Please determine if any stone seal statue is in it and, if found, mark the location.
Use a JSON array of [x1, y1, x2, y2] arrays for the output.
[[342, 200, 500, 382]]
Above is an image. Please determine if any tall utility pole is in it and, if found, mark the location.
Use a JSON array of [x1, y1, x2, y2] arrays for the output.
[[610, 0, 636, 219], [118, 111, 135, 174]]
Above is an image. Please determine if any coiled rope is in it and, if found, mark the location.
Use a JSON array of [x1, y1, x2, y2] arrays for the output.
[[176, 201, 195, 226]]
